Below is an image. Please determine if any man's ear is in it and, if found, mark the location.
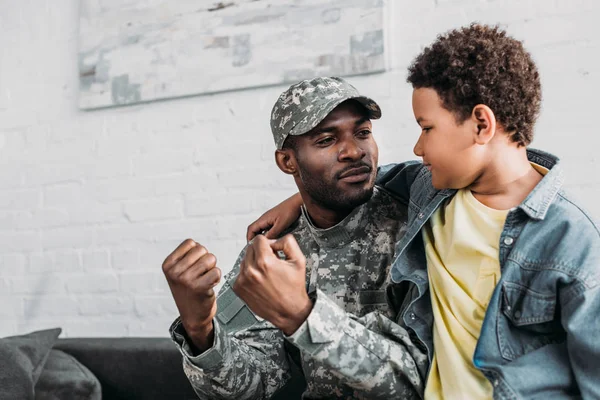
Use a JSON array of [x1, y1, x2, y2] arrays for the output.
[[471, 104, 497, 145], [275, 149, 298, 175]]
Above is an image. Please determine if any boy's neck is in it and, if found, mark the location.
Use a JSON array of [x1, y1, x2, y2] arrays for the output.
[[468, 146, 544, 210]]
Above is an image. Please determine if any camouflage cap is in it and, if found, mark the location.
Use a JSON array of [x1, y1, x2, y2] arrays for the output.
[[270, 77, 382, 149]]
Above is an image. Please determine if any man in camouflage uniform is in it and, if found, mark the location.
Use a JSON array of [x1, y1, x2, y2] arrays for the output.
[[162, 77, 428, 399]]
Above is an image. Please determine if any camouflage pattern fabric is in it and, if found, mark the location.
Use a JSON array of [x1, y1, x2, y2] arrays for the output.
[[170, 187, 429, 399], [270, 76, 382, 149]]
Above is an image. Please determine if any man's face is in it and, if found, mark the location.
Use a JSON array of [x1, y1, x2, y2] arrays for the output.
[[290, 101, 379, 212]]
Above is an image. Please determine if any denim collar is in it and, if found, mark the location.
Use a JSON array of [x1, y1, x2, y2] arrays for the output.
[[519, 148, 564, 220]]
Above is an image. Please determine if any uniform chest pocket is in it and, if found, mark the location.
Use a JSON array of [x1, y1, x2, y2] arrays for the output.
[[496, 282, 565, 361]]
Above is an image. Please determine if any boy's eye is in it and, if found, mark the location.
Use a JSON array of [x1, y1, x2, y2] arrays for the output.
[[422, 127, 432, 133], [357, 129, 372, 137]]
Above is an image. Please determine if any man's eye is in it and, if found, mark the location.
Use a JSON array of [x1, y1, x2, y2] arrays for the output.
[[357, 130, 372, 137], [316, 137, 334, 146], [422, 127, 432, 133]]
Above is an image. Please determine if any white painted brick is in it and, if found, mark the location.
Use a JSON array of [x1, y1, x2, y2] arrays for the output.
[[153, 172, 220, 196], [65, 274, 119, 294], [23, 296, 79, 318], [132, 150, 194, 176], [128, 319, 172, 337], [52, 251, 82, 272], [0, 211, 33, 230], [0, 189, 41, 210], [86, 177, 156, 202], [185, 191, 255, 217], [111, 248, 141, 270], [61, 319, 129, 337], [41, 227, 94, 250], [119, 271, 163, 294], [0, 278, 11, 294], [69, 202, 126, 226], [0, 297, 24, 317], [34, 208, 70, 229], [0, 231, 41, 252], [123, 196, 183, 222], [134, 296, 178, 317], [43, 182, 84, 208], [10, 276, 65, 294], [78, 296, 135, 316], [0, 253, 27, 276], [82, 249, 110, 271]]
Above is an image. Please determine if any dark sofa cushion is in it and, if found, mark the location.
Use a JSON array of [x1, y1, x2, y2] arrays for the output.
[[35, 349, 101, 400], [0, 328, 61, 400]]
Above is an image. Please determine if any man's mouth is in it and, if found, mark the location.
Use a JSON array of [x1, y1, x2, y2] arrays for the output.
[[337, 165, 372, 183]]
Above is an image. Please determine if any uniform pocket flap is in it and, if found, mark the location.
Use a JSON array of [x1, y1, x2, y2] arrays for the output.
[[359, 289, 388, 305], [217, 296, 246, 324], [501, 282, 556, 326]]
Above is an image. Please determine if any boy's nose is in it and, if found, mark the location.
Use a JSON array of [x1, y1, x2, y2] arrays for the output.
[[413, 135, 424, 157]]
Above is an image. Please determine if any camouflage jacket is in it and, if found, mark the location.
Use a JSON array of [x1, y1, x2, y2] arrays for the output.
[[170, 187, 429, 399]]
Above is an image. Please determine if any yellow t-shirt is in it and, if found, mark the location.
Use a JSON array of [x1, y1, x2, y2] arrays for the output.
[[423, 163, 548, 399], [423, 188, 508, 400]]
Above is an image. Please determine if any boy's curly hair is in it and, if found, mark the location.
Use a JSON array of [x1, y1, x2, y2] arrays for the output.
[[407, 23, 541, 146]]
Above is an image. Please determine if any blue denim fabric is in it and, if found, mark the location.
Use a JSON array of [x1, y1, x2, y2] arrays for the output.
[[377, 148, 600, 399]]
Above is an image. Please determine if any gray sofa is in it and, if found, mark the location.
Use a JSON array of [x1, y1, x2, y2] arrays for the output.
[[55, 337, 306, 400]]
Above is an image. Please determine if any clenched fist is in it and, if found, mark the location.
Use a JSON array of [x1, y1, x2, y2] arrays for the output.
[[233, 234, 313, 336], [162, 239, 221, 353]]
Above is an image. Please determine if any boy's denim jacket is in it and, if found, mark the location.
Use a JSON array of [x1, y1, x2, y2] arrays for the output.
[[377, 148, 600, 399]]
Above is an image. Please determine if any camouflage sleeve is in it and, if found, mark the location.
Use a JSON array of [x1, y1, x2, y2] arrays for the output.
[[170, 253, 292, 400], [285, 289, 429, 399]]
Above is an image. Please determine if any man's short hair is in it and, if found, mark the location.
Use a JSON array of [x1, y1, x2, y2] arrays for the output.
[[407, 23, 542, 146]]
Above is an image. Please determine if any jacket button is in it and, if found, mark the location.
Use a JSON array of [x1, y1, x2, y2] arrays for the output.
[[410, 312, 416, 320], [503, 236, 514, 246], [418, 213, 424, 219]]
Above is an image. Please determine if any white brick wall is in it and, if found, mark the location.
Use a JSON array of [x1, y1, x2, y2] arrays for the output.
[[0, 0, 598, 337]]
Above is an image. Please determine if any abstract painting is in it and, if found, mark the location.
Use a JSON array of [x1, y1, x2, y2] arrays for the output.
[[78, 0, 385, 109]]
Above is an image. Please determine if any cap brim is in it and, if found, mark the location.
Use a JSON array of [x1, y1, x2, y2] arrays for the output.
[[289, 95, 382, 138]]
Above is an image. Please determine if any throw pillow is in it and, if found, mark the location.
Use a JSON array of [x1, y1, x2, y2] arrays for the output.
[[34, 349, 101, 400], [0, 328, 62, 400]]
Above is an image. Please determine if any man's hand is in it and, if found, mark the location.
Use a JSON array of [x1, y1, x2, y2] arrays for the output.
[[233, 234, 313, 336], [162, 239, 221, 353]]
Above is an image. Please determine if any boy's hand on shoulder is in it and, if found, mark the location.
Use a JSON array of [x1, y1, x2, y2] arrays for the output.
[[233, 234, 313, 336]]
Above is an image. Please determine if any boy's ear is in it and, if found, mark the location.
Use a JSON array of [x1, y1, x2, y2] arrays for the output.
[[471, 104, 497, 145], [275, 149, 298, 175]]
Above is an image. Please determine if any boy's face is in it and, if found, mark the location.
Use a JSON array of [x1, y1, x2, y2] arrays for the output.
[[411, 88, 484, 190]]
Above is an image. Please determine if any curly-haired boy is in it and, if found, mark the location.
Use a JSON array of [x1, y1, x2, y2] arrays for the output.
[[379, 23, 600, 399], [247, 24, 600, 398]]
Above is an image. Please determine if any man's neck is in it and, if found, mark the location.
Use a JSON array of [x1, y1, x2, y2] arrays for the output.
[[469, 147, 543, 210], [300, 197, 353, 229]]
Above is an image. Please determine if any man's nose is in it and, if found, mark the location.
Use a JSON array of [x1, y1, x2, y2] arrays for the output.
[[339, 138, 366, 161]]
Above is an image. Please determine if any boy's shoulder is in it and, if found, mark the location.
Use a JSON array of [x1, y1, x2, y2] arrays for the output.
[[553, 188, 600, 238], [516, 186, 600, 286], [377, 160, 445, 206]]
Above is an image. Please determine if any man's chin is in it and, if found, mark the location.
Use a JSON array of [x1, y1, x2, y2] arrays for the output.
[[337, 185, 374, 209]]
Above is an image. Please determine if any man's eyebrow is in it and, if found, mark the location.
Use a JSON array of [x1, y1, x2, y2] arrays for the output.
[[355, 116, 370, 127]]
